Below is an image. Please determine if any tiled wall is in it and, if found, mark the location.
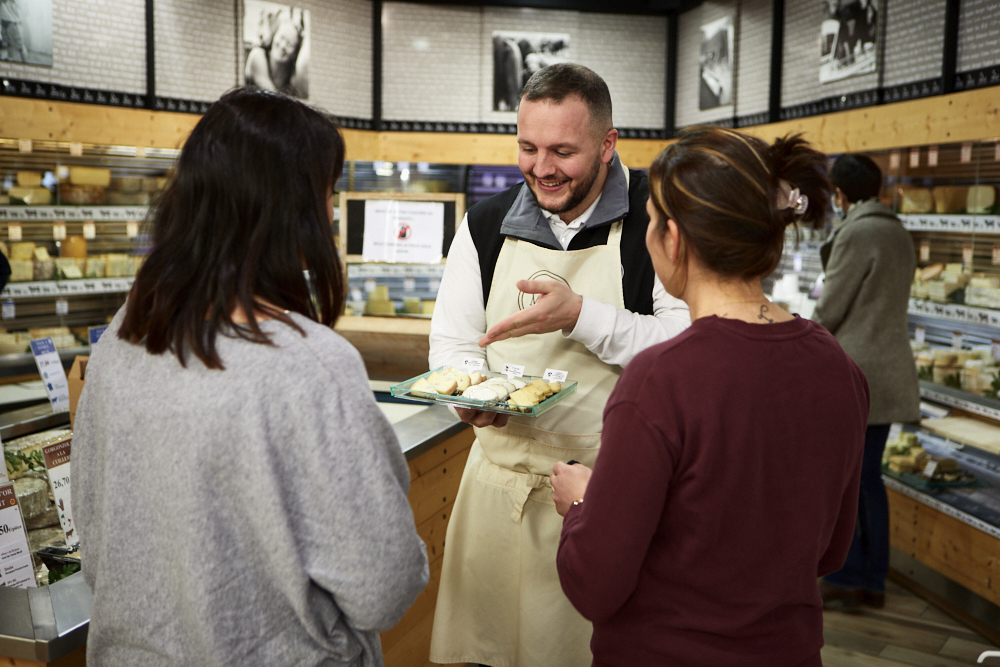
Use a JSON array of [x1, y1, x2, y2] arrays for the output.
[[300, 0, 372, 120], [1, 0, 146, 93], [882, 0, 945, 87], [957, 0, 1000, 72], [382, 3, 666, 129], [156, 0, 237, 103]]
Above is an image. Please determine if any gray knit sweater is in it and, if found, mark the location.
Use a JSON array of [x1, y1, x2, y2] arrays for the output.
[[75, 308, 428, 666]]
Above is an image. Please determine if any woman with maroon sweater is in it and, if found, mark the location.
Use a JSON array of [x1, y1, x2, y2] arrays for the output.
[[551, 126, 869, 667]]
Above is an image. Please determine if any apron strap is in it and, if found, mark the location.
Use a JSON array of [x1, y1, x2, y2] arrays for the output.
[[476, 457, 553, 522]]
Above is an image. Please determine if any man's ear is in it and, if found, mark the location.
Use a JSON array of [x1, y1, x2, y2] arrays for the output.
[[601, 128, 618, 164]]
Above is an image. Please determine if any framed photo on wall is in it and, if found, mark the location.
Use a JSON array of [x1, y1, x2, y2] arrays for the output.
[[0, 0, 53, 67], [243, 0, 310, 99], [819, 0, 878, 84], [492, 31, 570, 112], [698, 15, 734, 111]]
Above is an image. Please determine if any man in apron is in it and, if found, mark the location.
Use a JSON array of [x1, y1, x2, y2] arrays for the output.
[[428, 63, 690, 667]]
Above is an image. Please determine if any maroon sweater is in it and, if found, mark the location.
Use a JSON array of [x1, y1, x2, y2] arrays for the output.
[[557, 316, 869, 667]]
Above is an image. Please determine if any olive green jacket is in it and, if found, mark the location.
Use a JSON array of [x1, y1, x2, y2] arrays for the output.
[[814, 199, 920, 425]]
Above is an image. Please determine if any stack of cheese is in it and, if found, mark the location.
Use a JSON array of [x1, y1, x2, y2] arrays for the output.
[[882, 432, 928, 472], [105, 175, 167, 205], [410, 368, 562, 411], [58, 166, 110, 205], [0, 331, 32, 355], [910, 263, 969, 303], [966, 274, 1000, 309], [898, 186, 934, 214], [8, 171, 52, 205]]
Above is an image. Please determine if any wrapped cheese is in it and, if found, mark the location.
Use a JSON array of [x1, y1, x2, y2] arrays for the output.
[[10, 242, 36, 261], [60, 236, 87, 258], [900, 188, 933, 213], [84, 257, 106, 278], [68, 166, 111, 187], [932, 186, 968, 213], [9, 259, 33, 282], [968, 185, 996, 214], [8, 186, 52, 205], [16, 171, 42, 187], [59, 184, 106, 205]]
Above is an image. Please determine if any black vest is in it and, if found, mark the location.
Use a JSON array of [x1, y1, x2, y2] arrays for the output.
[[466, 170, 656, 316]]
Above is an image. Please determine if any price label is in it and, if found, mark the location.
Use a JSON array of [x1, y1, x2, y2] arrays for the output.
[[915, 326, 926, 345], [995, 140, 1000, 162], [961, 143, 973, 163], [126, 220, 139, 238], [53, 221, 66, 240], [462, 358, 485, 371], [69, 142, 83, 157], [993, 245, 1000, 265], [82, 221, 96, 239], [928, 146, 939, 167], [30, 337, 71, 413], [364, 278, 377, 294], [952, 331, 963, 349], [793, 253, 803, 272], [963, 243, 974, 266], [889, 151, 900, 170], [0, 482, 35, 589], [887, 423, 903, 443], [55, 298, 69, 316], [135, 146, 146, 159], [922, 459, 938, 479], [88, 325, 108, 346], [2, 300, 14, 320], [909, 148, 920, 168], [543, 368, 569, 383], [403, 277, 416, 292], [502, 363, 525, 379], [42, 437, 77, 546], [991, 340, 1000, 361], [919, 241, 930, 262], [18, 139, 32, 153], [8, 223, 22, 241], [429, 278, 441, 292]]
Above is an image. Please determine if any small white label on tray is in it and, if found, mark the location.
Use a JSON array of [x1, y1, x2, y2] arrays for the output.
[[503, 363, 525, 379], [952, 331, 963, 349], [543, 368, 568, 382], [887, 423, 902, 443], [463, 358, 485, 370], [922, 460, 938, 478]]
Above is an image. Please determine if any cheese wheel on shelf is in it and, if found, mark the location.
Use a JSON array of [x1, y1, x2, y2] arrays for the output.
[[899, 187, 933, 214], [68, 166, 111, 187], [932, 186, 968, 213], [60, 236, 88, 258], [59, 184, 106, 205], [8, 186, 52, 205]]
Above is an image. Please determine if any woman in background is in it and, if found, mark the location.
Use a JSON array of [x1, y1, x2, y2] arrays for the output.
[[551, 126, 869, 667], [245, 7, 309, 98], [75, 88, 427, 667]]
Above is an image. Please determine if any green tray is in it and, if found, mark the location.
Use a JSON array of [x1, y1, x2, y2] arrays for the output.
[[882, 466, 988, 491], [390, 366, 578, 417]]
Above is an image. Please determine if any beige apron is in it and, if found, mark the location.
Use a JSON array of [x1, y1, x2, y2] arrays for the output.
[[429, 217, 626, 667]]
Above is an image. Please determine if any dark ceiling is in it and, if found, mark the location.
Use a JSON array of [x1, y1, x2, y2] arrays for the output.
[[394, 0, 705, 16]]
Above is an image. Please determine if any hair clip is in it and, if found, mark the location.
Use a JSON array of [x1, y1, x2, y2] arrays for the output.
[[778, 181, 808, 217]]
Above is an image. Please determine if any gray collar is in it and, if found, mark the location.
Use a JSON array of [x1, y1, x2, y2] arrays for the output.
[[499, 152, 630, 248]]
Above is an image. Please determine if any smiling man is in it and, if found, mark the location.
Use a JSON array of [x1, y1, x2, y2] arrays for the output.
[[428, 64, 689, 667]]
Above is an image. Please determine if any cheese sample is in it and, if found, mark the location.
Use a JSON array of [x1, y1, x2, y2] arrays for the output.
[[10, 242, 36, 261], [967, 185, 996, 214], [508, 388, 540, 407], [33, 247, 50, 261], [431, 377, 458, 396], [68, 166, 111, 186], [16, 171, 42, 187], [899, 187, 933, 214], [932, 186, 968, 213], [410, 377, 434, 397], [8, 186, 52, 205]]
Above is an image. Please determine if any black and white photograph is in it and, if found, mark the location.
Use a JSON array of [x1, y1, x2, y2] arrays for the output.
[[698, 15, 734, 111], [243, 0, 310, 99], [492, 31, 570, 112], [819, 0, 878, 84], [0, 0, 52, 67]]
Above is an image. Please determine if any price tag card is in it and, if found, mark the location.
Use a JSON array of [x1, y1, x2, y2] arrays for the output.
[[55, 298, 69, 316], [53, 221, 67, 240], [125, 221, 139, 238], [995, 140, 1000, 162], [992, 340, 1000, 361], [69, 142, 83, 157], [922, 459, 938, 479], [18, 139, 32, 154], [502, 363, 525, 379], [42, 437, 77, 546], [2, 300, 14, 321], [403, 277, 416, 292], [364, 278, 377, 294], [919, 241, 930, 262], [909, 148, 920, 168], [8, 223, 22, 241], [793, 253, 803, 272], [462, 358, 485, 371], [993, 245, 1000, 265], [135, 146, 146, 159], [88, 325, 108, 346], [543, 368, 569, 383], [928, 146, 939, 167], [961, 143, 973, 163], [887, 423, 903, 443], [0, 482, 36, 589], [915, 326, 926, 345], [82, 221, 96, 239], [889, 151, 900, 170], [429, 278, 441, 292], [952, 331, 963, 349], [30, 337, 70, 413], [963, 243, 974, 265]]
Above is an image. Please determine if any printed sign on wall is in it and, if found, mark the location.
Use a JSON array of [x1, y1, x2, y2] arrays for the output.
[[819, 0, 878, 83], [243, 0, 310, 99]]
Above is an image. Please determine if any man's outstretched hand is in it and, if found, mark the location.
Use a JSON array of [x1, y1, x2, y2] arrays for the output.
[[479, 280, 583, 347]]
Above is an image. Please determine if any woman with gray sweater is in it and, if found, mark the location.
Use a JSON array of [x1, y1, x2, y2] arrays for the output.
[[74, 88, 428, 666]]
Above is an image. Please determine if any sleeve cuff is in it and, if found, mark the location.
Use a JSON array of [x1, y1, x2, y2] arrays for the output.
[[564, 296, 615, 348]]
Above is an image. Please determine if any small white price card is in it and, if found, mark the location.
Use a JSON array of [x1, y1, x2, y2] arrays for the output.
[[993, 245, 1000, 265], [961, 143, 973, 163], [463, 358, 485, 371], [793, 253, 803, 272], [919, 241, 930, 262], [2, 300, 14, 321], [952, 331, 963, 349], [69, 142, 83, 157], [55, 298, 69, 316], [403, 277, 416, 292], [915, 326, 926, 345], [995, 140, 1000, 162], [543, 368, 569, 383], [502, 363, 525, 379], [909, 148, 920, 168], [992, 340, 1000, 361], [8, 223, 22, 241], [135, 146, 146, 159], [18, 139, 32, 153], [42, 437, 77, 547], [364, 278, 377, 294], [126, 221, 139, 238], [889, 151, 900, 170], [928, 146, 939, 167], [887, 423, 903, 444], [963, 244, 974, 265], [82, 221, 96, 239], [922, 459, 938, 479], [0, 482, 36, 589], [53, 221, 66, 240], [30, 337, 70, 413], [429, 278, 441, 292]]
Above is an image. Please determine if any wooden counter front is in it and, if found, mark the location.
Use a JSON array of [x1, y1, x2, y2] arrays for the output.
[[335, 316, 431, 381]]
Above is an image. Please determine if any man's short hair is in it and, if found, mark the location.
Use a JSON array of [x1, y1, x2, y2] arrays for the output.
[[520, 63, 613, 134], [829, 154, 882, 203]]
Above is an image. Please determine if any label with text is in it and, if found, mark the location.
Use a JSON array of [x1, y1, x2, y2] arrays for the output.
[[53, 222, 66, 240], [403, 277, 416, 292], [928, 146, 939, 167], [919, 241, 930, 262], [915, 326, 925, 345], [0, 482, 35, 589], [2, 300, 14, 320], [909, 148, 920, 168], [502, 363, 525, 379], [42, 437, 77, 547], [961, 143, 973, 163], [126, 221, 139, 238], [55, 298, 68, 316], [82, 221, 96, 239], [922, 460, 938, 479], [952, 331, 963, 349], [542, 368, 569, 383], [8, 223, 21, 241], [963, 244, 974, 265], [462, 358, 485, 371], [30, 337, 70, 412]]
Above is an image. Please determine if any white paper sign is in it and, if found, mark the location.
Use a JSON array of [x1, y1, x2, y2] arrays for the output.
[[362, 200, 445, 264], [55, 298, 69, 316], [42, 437, 77, 547], [543, 368, 569, 383], [53, 222, 66, 240], [922, 460, 938, 478], [0, 482, 36, 589], [951, 331, 963, 350], [928, 146, 939, 167], [8, 223, 21, 241], [2, 300, 14, 320], [30, 338, 71, 413], [915, 326, 926, 345], [403, 277, 416, 292], [502, 363, 525, 379], [82, 221, 96, 239], [463, 358, 485, 371], [887, 423, 903, 444]]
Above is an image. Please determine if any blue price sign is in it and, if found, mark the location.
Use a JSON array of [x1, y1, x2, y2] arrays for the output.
[[88, 325, 108, 346]]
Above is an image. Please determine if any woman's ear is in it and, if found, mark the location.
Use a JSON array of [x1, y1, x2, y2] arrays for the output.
[[666, 218, 681, 262]]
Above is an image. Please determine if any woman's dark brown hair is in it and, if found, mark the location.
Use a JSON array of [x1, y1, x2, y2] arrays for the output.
[[648, 126, 832, 282], [119, 87, 346, 369]]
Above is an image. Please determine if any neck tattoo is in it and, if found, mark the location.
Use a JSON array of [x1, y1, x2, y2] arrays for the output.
[[758, 304, 774, 324]]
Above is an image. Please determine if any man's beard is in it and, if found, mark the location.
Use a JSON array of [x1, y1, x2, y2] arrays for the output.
[[534, 157, 603, 217]]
